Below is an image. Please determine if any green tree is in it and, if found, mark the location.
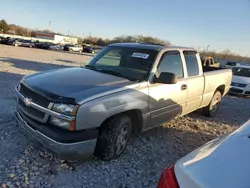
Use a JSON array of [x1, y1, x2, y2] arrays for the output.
[[96, 38, 106, 46], [0, 19, 9, 33]]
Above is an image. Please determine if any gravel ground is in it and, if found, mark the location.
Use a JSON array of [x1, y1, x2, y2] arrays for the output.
[[0, 44, 250, 188]]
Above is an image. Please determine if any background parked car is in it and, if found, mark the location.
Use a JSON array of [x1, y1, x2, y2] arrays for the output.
[[49, 44, 62, 50], [7, 38, 20, 46], [229, 65, 250, 96], [0, 36, 6, 43], [223, 61, 240, 68], [83, 46, 93, 54], [82, 45, 104, 54], [92, 47, 103, 54], [36, 42, 54, 49], [82, 45, 93, 53], [0, 37, 11, 44], [63, 44, 73, 51], [18, 40, 35, 48], [67, 44, 83, 52]]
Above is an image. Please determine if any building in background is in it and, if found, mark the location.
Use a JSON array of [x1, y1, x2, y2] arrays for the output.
[[34, 31, 78, 44]]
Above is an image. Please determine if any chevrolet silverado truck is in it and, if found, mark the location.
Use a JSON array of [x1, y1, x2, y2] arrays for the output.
[[15, 43, 232, 160]]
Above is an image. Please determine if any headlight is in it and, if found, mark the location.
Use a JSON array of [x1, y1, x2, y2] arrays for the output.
[[52, 103, 79, 116], [49, 117, 75, 131], [17, 84, 21, 92]]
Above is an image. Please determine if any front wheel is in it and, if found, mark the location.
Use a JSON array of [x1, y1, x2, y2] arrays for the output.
[[94, 115, 132, 160], [203, 90, 222, 117]]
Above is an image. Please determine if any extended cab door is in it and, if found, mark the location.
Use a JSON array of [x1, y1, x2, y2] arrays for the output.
[[181, 51, 204, 115], [147, 51, 187, 128]]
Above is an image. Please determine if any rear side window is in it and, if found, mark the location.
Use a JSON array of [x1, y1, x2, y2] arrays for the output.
[[184, 51, 199, 77], [158, 51, 183, 78]]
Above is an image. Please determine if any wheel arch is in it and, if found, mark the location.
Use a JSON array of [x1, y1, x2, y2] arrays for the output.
[[99, 109, 143, 134], [216, 85, 225, 96]]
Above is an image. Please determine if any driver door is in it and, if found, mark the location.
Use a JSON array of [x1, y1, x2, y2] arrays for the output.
[[147, 51, 187, 128]]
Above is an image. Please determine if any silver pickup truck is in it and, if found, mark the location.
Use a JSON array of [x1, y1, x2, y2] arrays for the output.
[[15, 43, 232, 160]]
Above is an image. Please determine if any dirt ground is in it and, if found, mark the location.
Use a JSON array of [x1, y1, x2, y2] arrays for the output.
[[0, 44, 250, 188]]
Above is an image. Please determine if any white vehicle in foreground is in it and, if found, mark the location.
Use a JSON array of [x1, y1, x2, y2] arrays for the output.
[[229, 65, 250, 96], [158, 118, 250, 188]]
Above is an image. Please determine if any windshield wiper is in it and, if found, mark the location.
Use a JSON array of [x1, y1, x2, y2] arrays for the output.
[[84, 64, 97, 70], [98, 69, 123, 77], [98, 69, 138, 81]]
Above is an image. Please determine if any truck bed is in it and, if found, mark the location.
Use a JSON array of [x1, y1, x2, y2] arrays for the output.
[[202, 66, 228, 72]]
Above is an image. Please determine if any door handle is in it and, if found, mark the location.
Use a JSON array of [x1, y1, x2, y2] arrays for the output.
[[181, 84, 187, 90]]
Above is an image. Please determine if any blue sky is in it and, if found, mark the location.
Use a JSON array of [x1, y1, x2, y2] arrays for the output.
[[1, 0, 250, 56]]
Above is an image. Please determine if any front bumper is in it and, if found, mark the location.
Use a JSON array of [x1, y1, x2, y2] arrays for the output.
[[229, 86, 250, 96], [16, 111, 98, 160]]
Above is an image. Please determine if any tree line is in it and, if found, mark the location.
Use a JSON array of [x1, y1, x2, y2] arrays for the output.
[[1, 19, 249, 63], [200, 50, 250, 63], [79, 35, 171, 47]]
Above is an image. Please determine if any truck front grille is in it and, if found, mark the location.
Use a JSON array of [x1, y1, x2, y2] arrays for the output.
[[20, 84, 50, 107], [18, 99, 45, 119]]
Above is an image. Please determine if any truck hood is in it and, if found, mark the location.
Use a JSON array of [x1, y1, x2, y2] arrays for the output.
[[22, 67, 135, 104], [232, 75, 250, 84], [175, 119, 250, 188]]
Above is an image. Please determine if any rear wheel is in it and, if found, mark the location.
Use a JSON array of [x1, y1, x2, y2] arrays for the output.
[[203, 90, 222, 117], [94, 115, 131, 160]]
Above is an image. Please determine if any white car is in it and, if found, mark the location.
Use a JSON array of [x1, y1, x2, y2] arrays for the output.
[[68, 45, 83, 52], [229, 65, 250, 96], [223, 61, 240, 68], [158, 118, 250, 188]]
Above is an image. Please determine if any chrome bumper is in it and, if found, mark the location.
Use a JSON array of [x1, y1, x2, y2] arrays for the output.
[[16, 112, 97, 160]]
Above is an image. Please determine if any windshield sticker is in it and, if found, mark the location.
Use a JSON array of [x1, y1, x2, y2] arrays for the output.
[[132, 52, 149, 59]]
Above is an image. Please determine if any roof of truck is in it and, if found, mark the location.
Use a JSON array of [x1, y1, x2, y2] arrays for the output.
[[108, 43, 195, 51]]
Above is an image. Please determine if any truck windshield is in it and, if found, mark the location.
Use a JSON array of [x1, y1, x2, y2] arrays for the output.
[[86, 46, 158, 81], [232, 67, 250, 77]]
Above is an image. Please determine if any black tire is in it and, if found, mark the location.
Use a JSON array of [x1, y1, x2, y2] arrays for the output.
[[203, 90, 222, 117], [94, 115, 132, 160]]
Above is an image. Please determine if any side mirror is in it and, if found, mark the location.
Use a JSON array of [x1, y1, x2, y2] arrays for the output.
[[154, 72, 177, 84]]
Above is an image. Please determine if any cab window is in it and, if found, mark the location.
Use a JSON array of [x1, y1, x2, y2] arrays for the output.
[[158, 51, 184, 78]]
